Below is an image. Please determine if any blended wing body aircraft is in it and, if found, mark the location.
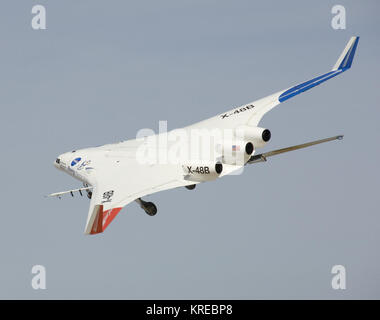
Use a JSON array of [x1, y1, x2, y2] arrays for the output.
[[51, 37, 359, 235]]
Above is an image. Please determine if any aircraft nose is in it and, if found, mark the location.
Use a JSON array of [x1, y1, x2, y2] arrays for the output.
[[54, 157, 61, 168], [54, 153, 71, 170]]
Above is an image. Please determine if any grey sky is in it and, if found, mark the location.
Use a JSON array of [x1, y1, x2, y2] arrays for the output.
[[0, 0, 379, 299]]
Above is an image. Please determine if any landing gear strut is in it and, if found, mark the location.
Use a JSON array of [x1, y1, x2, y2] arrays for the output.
[[135, 198, 157, 216], [83, 183, 92, 199]]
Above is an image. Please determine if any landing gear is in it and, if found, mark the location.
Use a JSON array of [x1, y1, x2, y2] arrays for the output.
[[83, 183, 92, 199], [185, 184, 196, 190], [135, 198, 157, 216]]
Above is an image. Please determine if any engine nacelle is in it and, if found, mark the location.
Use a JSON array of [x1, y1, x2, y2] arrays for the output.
[[182, 161, 223, 182], [235, 126, 271, 148], [217, 139, 254, 165]]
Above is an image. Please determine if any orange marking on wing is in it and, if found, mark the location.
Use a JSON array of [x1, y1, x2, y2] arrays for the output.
[[102, 207, 122, 231]]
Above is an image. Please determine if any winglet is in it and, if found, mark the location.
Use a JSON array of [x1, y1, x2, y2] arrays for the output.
[[84, 203, 123, 235], [277, 36, 359, 104], [87, 204, 104, 234], [332, 36, 359, 71]]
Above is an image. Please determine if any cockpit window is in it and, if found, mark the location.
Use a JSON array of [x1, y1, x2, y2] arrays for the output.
[[55, 158, 60, 164]]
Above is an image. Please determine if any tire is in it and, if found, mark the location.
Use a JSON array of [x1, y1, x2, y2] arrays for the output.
[[144, 202, 157, 216]]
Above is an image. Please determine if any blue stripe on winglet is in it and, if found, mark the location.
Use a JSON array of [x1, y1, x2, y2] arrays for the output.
[[278, 37, 359, 103], [278, 70, 342, 103], [338, 37, 359, 70]]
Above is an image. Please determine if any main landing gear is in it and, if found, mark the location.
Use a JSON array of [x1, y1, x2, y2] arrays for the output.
[[135, 198, 157, 216]]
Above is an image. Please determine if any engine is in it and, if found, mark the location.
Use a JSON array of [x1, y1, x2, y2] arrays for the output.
[[217, 139, 254, 165], [182, 161, 223, 182], [235, 126, 271, 148]]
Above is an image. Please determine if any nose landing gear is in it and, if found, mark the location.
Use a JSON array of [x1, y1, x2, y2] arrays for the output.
[[135, 198, 157, 216]]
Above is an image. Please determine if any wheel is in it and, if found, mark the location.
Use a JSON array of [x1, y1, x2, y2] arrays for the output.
[[185, 184, 196, 190], [144, 202, 157, 216]]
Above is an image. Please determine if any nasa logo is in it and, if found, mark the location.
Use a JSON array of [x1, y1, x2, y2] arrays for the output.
[[77, 160, 91, 170], [71, 157, 82, 166]]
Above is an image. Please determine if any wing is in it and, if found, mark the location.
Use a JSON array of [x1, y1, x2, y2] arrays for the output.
[[188, 36, 359, 131], [84, 152, 194, 235]]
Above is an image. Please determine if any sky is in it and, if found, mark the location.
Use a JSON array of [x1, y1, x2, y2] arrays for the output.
[[0, 0, 379, 299]]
